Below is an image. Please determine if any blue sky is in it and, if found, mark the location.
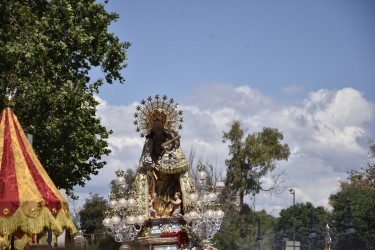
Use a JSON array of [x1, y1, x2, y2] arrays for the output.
[[98, 0, 375, 104], [75, 0, 375, 215]]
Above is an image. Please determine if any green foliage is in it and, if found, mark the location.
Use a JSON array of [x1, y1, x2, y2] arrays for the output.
[[213, 204, 257, 250], [271, 202, 331, 250], [79, 193, 108, 234], [222, 121, 290, 205], [330, 184, 375, 249], [78, 193, 121, 250], [341, 140, 375, 190], [328, 141, 375, 250], [0, 0, 130, 194], [213, 187, 276, 250]]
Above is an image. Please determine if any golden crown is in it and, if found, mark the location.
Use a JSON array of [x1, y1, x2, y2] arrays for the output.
[[133, 95, 183, 137]]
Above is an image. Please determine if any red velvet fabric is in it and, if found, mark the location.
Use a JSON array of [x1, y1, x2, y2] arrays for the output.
[[160, 231, 189, 247], [0, 110, 20, 217], [177, 231, 189, 247], [11, 111, 61, 216]]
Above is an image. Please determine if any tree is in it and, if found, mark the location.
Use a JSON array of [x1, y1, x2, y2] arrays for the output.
[[342, 140, 375, 190], [329, 187, 375, 250], [271, 202, 331, 250], [213, 203, 258, 250], [0, 0, 130, 195], [78, 193, 121, 250], [222, 121, 290, 206], [211, 184, 276, 250], [79, 193, 108, 235], [328, 141, 375, 250]]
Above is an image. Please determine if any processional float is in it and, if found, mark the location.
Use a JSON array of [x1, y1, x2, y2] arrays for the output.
[[0, 86, 77, 249], [102, 95, 224, 250]]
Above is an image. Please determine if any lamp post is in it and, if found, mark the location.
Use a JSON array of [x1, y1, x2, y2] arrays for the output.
[[289, 188, 296, 250]]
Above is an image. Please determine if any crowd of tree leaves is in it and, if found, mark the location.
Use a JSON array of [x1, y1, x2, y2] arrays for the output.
[[271, 202, 331, 250], [270, 142, 375, 250], [222, 121, 290, 206], [213, 185, 275, 250], [328, 141, 375, 250], [0, 0, 130, 196]]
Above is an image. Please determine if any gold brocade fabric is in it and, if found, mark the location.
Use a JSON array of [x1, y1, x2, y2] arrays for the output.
[[0, 109, 77, 249], [130, 137, 196, 218], [129, 169, 149, 217], [158, 147, 188, 174], [179, 170, 196, 210]]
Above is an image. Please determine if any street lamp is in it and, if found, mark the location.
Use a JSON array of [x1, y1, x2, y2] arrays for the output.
[[289, 188, 296, 250]]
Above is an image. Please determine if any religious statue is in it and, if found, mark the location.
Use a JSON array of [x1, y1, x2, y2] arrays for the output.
[[170, 192, 182, 217], [129, 95, 196, 218]]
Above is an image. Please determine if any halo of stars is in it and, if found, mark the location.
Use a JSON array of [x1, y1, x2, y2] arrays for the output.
[[133, 95, 184, 137]]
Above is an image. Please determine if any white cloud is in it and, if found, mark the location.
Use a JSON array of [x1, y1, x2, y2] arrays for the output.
[[75, 85, 375, 216]]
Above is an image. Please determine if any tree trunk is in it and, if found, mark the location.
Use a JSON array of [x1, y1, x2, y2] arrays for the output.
[[239, 189, 244, 207]]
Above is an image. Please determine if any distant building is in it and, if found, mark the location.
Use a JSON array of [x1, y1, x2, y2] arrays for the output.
[[283, 240, 300, 250]]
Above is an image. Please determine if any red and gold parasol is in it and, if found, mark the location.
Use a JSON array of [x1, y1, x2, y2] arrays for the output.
[[0, 87, 77, 249]]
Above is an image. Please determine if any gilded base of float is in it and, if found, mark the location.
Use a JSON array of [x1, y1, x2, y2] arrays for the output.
[[124, 237, 179, 250], [122, 218, 184, 250]]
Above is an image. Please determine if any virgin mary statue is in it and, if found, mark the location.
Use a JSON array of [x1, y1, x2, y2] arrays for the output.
[[129, 95, 196, 218]]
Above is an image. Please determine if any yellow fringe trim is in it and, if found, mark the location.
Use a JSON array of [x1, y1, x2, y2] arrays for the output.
[[0, 207, 77, 238], [14, 234, 32, 250], [0, 234, 10, 249]]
